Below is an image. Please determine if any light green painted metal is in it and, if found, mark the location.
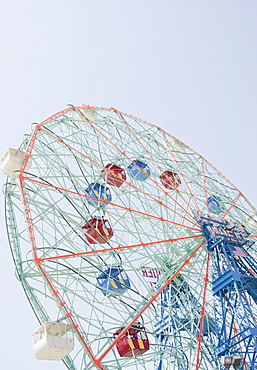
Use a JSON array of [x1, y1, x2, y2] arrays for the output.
[[4, 178, 76, 370]]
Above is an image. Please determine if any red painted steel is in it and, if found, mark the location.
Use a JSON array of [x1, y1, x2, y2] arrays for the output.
[[196, 252, 210, 370], [39, 234, 203, 262], [22, 176, 201, 233]]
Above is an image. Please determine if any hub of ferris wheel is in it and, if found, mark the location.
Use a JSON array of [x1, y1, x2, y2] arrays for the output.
[[194, 207, 257, 370]]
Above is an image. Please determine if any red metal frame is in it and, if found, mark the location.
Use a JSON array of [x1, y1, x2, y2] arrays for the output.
[[195, 252, 210, 370]]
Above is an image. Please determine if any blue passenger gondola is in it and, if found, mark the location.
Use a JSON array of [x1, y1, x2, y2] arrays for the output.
[[97, 267, 130, 296], [127, 160, 150, 181], [207, 195, 225, 215], [84, 183, 112, 208]]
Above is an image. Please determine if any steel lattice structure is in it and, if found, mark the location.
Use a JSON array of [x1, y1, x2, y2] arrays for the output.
[[3, 105, 257, 369]]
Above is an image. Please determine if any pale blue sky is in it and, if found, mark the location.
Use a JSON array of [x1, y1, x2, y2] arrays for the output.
[[0, 1, 257, 369]]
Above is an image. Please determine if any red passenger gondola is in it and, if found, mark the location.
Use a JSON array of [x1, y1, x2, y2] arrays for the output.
[[160, 171, 181, 190], [113, 325, 149, 357], [82, 218, 113, 244], [103, 164, 126, 187]]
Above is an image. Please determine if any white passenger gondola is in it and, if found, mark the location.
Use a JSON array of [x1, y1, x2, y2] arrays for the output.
[[32, 322, 74, 361]]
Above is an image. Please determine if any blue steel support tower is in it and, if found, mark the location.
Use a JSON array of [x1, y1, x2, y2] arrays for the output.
[[196, 211, 257, 369], [154, 273, 219, 369]]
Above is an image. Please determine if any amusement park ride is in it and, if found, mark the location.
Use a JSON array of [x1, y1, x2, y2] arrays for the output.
[[2, 105, 257, 369]]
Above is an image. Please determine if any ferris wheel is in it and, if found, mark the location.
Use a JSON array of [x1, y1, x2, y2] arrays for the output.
[[2, 105, 257, 370]]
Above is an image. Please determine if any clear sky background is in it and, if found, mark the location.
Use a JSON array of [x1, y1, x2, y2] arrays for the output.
[[0, 1, 257, 369]]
